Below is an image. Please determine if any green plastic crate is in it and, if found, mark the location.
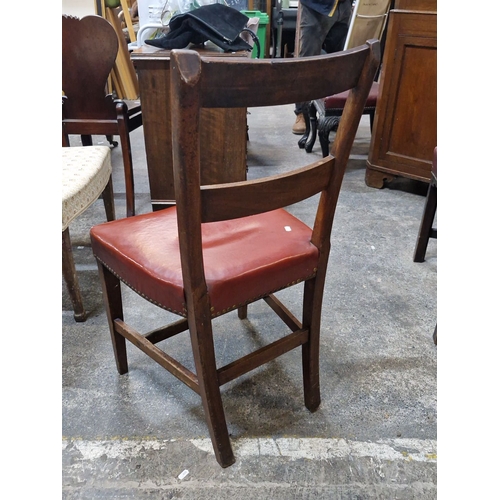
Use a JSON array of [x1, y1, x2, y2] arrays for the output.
[[241, 10, 269, 59]]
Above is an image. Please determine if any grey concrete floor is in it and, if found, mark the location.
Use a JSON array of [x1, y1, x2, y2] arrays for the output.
[[62, 104, 437, 499]]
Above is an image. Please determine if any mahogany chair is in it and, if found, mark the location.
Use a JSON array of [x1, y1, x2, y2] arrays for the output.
[[90, 41, 380, 467], [62, 14, 142, 217], [63, 146, 115, 322], [299, 81, 379, 157]]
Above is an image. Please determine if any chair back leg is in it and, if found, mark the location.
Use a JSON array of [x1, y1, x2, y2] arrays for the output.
[[117, 121, 136, 217], [62, 130, 70, 147], [81, 135, 93, 146], [102, 177, 116, 222]]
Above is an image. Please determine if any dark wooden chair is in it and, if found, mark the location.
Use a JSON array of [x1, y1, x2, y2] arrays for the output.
[[90, 41, 380, 468], [299, 81, 379, 157], [62, 14, 142, 217], [414, 147, 437, 262], [298, 0, 392, 156], [62, 146, 115, 322]]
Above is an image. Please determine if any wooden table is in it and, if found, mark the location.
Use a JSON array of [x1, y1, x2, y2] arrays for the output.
[[131, 45, 249, 211]]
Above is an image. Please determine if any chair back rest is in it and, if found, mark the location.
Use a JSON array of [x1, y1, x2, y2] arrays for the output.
[[62, 15, 119, 120], [344, 0, 392, 50], [169, 41, 380, 290]]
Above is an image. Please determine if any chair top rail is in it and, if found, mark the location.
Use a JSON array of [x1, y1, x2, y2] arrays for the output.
[[171, 42, 378, 109]]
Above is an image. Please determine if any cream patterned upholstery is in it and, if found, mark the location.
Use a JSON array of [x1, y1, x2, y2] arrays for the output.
[[62, 146, 112, 231], [62, 145, 114, 322]]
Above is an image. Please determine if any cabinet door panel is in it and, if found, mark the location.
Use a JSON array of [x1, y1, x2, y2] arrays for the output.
[[367, 10, 437, 185], [384, 36, 437, 172]]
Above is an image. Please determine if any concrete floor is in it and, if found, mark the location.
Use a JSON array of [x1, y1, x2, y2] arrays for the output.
[[62, 104, 437, 499]]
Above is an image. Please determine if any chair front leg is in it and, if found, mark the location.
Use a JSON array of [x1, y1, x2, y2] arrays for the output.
[[318, 116, 340, 158], [301, 276, 324, 412], [62, 228, 87, 322], [305, 101, 318, 153], [96, 262, 128, 374], [298, 103, 312, 150], [189, 311, 235, 468]]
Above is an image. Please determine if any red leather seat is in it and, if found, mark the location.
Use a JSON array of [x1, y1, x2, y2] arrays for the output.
[[91, 207, 318, 317], [324, 81, 379, 109]]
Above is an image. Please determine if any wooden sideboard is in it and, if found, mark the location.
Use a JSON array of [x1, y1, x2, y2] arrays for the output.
[[366, 0, 437, 188], [131, 45, 248, 210]]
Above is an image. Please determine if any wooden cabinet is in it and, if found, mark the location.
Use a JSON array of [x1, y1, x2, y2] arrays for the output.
[[366, 0, 437, 188]]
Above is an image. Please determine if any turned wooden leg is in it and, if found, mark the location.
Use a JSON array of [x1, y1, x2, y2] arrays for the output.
[[62, 228, 87, 322], [318, 116, 340, 158], [305, 101, 318, 154], [298, 104, 311, 149]]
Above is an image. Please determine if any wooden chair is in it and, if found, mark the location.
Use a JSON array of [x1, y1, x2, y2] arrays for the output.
[[63, 146, 115, 322], [413, 147, 437, 263], [62, 14, 142, 217], [298, 0, 392, 156], [90, 41, 380, 467]]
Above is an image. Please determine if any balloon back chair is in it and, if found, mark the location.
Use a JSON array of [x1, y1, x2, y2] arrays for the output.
[[62, 14, 142, 217]]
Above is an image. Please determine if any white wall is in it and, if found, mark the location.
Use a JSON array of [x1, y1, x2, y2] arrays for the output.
[[62, 0, 96, 17]]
